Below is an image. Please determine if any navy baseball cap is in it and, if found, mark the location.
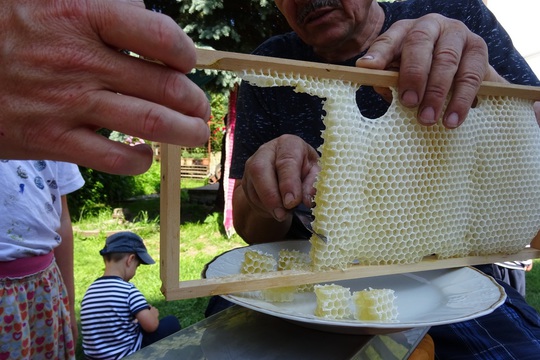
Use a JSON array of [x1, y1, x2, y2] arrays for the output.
[[99, 231, 155, 265]]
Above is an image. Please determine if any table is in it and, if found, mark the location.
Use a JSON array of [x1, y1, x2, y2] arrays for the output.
[[125, 305, 429, 359]]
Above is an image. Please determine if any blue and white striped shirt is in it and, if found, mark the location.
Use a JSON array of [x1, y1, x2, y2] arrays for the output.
[[81, 276, 150, 359]]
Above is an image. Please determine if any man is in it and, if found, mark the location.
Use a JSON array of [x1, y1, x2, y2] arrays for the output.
[[228, 0, 540, 358], [232, 0, 537, 243], [0, 0, 210, 175]]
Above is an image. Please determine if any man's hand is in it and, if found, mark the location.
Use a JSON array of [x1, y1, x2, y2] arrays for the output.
[[357, 13, 506, 129], [233, 135, 319, 243], [0, 0, 210, 174], [241, 134, 320, 221]]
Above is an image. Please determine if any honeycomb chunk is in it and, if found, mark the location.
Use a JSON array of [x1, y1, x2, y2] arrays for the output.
[[241, 250, 295, 302], [352, 288, 398, 321], [314, 284, 352, 319], [278, 249, 313, 292], [261, 286, 297, 303], [241, 250, 276, 274]]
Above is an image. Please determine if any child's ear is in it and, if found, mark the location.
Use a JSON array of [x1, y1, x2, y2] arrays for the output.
[[127, 254, 137, 266]]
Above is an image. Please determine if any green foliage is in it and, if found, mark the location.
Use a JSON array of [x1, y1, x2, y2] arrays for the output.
[[177, 0, 289, 53], [182, 146, 207, 158], [133, 160, 161, 194], [68, 161, 162, 218], [209, 92, 228, 152], [181, 91, 229, 155], [526, 260, 540, 310]]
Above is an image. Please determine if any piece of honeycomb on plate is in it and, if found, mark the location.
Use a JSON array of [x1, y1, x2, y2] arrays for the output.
[[314, 284, 352, 319], [241, 250, 276, 274], [352, 288, 398, 321], [278, 249, 313, 292], [241, 250, 296, 302], [261, 286, 297, 303]]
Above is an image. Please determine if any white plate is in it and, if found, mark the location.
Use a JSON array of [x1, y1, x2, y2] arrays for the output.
[[203, 241, 506, 334]]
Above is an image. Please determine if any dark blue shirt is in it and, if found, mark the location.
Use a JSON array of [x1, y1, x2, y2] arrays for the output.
[[229, 0, 540, 358], [231, 0, 540, 180]]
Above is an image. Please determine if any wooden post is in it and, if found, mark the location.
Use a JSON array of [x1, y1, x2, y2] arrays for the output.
[[159, 143, 181, 299]]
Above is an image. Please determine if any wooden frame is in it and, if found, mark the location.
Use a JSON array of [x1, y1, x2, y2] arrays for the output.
[[159, 50, 540, 301], [159, 142, 540, 300]]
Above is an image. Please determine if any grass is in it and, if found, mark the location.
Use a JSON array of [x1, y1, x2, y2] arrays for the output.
[[72, 178, 540, 358], [526, 260, 540, 308], [73, 180, 246, 358]]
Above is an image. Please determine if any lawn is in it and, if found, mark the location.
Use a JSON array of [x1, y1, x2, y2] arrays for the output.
[[72, 179, 540, 358], [72, 180, 246, 358]]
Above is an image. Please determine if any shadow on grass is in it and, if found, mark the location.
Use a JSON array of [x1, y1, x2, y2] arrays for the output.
[[148, 297, 211, 329], [118, 193, 220, 227]]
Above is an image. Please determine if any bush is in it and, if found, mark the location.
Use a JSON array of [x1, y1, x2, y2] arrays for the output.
[[68, 161, 162, 218]]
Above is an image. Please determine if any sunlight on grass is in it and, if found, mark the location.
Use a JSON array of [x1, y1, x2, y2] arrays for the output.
[[73, 203, 245, 357], [72, 182, 540, 358], [526, 259, 540, 310]]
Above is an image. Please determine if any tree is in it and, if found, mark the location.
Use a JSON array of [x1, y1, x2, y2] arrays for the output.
[[146, 0, 290, 54], [144, 0, 290, 92]]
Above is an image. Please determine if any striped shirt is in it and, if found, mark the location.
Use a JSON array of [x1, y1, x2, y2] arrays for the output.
[[81, 276, 150, 359]]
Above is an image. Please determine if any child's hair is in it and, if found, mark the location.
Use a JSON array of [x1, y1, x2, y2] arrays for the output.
[[102, 252, 134, 263]]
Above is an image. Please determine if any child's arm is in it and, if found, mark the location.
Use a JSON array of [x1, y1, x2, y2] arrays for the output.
[[135, 305, 160, 333], [55, 195, 77, 342]]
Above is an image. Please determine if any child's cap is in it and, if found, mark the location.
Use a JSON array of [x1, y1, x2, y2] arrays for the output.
[[99, 231, 155, 265]]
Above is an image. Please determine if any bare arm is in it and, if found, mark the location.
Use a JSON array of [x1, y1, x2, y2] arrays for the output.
[[135, 305, 160, 333], [233, 135, 319, 244], [54, 196, 77, 343], [0, 0, 210, 175]]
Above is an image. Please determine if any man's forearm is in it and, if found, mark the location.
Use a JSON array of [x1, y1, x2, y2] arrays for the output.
[[233, 184, 292, 244]]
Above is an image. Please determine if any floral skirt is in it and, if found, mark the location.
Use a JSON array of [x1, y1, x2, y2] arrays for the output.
[[0, 259, 76, 360]]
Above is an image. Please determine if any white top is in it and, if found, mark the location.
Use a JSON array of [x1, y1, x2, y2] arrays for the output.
[[0, 160, 84, 261]]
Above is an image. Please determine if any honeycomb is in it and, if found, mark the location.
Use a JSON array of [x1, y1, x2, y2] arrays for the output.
[[278, 249, 313, 292], [352, 288, 398, 321], [241, 250, 277, 274], [240, 70, 540, 270], [314, 284, 352, 319], [241, 250, 296, 302]]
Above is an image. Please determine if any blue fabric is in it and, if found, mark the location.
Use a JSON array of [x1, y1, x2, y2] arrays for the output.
[[481, 263, 527, 298], [230, 0, 540, 180], [226, 0, 540, 358], [141, 315, 181, 348], [429, 280, 540, 360]]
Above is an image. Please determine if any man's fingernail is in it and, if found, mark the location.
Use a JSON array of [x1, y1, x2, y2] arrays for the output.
[[273, 207, 286, 220], [419, 107, 436, 125], [284, 193, 295, 207], [359, 54, 374, 61], [401, 90, 419, 106], [445, 112, 460, 128]]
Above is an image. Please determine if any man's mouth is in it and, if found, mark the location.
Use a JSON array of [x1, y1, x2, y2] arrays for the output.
[[297, 0, 342, 26]]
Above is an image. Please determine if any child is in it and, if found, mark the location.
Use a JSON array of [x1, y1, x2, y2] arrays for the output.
[[0, 160, 84, 359], [80, 231, 181, 359]]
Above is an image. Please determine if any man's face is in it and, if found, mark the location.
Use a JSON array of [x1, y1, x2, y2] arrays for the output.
[[274, 0, 373, 51]]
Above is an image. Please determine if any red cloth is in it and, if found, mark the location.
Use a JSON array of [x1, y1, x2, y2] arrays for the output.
[[223, 85, 238, 238]]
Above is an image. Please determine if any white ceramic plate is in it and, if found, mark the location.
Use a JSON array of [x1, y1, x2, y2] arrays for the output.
[[203, 241, 506, 334]]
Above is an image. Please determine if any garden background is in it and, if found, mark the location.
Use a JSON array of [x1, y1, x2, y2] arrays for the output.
[[68, 1, 540, 357]]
